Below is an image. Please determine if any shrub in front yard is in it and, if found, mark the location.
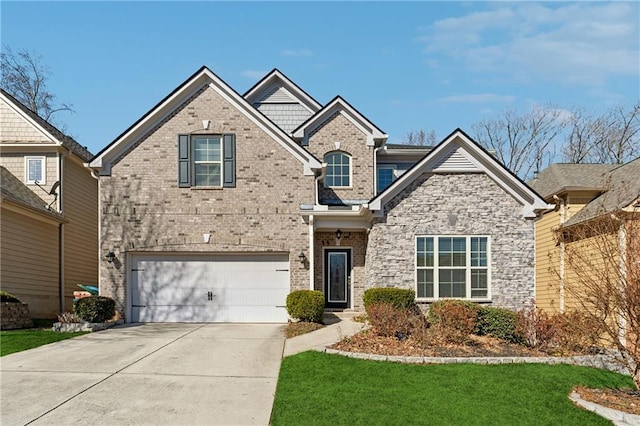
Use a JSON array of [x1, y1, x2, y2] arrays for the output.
[[363, 288, 415, 313], [428, 299, 479, 344], [0, 291, 21, 303], [476, 306, 522, 343], [286, 290, 324, 323], [366, 302, 425, 339], [73, 296, 116, 323]]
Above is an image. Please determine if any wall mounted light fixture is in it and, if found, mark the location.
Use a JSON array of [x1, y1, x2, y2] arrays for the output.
[[298, 251, 306, 264], [105, 251, 116, 263], [335, 229, 343, 240]]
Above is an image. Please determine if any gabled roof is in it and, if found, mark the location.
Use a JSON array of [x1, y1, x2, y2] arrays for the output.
[[369, 128, 551, 219], [292, 96, 387, 147], [0, 166, 65, 222], [243, 68, 322, 114], [89, 66, 322, 175], [528, 163, 617, 200], [0, 88, 93, 162], [564, 157, 640, 226]]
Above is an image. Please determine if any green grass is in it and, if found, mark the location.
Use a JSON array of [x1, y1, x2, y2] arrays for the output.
[[271, 352, 634, 425], [1, 327, 88, 356]]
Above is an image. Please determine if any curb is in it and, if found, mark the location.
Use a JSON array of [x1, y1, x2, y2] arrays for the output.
[[570, 392, 640, 426]]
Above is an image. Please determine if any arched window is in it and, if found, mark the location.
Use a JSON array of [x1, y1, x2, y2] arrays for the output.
[[324, 152, 351, 187]]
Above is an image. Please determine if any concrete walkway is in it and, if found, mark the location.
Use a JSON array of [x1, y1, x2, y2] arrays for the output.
[[1, 323, 284, 425], [283, 313, 364, 357]]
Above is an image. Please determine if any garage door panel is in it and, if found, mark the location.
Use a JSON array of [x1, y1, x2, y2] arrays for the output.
[[130, 254, 290, 323]]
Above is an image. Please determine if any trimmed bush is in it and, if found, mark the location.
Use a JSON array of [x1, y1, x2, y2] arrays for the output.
[[73, 296, 116, 323], [363, 288, 415, 313], [286, 290, 324, 323], [0, 291, 21, 303], [428, 299, 480, 344], [476, 306, 521, 343]]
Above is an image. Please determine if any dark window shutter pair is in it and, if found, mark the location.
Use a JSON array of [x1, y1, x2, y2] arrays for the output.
[[178, 134, 235, 188]]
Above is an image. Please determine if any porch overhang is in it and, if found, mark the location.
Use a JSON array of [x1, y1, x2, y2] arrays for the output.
[[300, 204, 372, 230]]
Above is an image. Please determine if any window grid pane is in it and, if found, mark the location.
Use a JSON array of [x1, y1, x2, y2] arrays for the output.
[[193, 136, 222, 186], [324, 153, 350, 187], [416, 236, 490, 300], [377, 168, 395, 192]]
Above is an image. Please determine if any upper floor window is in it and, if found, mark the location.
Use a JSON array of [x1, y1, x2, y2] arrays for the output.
[[377, 165, 396, 193], [416, 236, 490, 301], [25, 156, 45, 184], [324, 152, 351, 188], [194, 136, 222, 187], [178, 134, 236, 188]]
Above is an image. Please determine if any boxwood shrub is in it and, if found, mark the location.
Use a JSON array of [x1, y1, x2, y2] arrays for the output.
[[286, 290, 324, 323], [74, 296, 116, 323], [0, 290, 21, 303], [363, 288, 415, 313], [476, 306, 521, 343]]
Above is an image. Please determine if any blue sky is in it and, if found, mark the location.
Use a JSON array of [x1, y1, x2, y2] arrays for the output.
[[2, 1, 638, 156]]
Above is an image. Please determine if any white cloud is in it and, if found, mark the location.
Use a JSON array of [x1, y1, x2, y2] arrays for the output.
[[280, 49, 314, 58], [437, 93, 516, 104], [241, 70, 267, 80], [418, 2, 639, 86]]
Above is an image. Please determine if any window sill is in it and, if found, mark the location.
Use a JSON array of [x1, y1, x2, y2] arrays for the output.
[[323, 186, 353, 190], [415, 298, 492, 304], [190, 186, 223, 190]]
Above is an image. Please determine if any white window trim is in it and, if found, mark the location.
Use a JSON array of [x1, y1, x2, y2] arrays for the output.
[[415, 235, 491, 302], [25, 156, 46, 185], [377, 164, 397, 193], [193, 135, 223, 188], [324, 151, 352, 189]]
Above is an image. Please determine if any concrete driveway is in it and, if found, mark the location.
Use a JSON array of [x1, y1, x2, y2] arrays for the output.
[[1, 323, 285, 425]]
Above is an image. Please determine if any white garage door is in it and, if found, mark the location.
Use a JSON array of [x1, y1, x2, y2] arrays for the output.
[[129, 254, 290, 323]]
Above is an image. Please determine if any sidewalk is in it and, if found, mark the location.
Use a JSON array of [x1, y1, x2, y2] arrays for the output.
[[283, 312, 364, 357]]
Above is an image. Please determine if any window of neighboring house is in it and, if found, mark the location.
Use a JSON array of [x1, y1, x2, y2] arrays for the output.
[[194, 136, 222, 187], [416, 236, 490, 300], [178, 134, 236, 188], [377, 165, 396, 193], [324, 152, 351, 188], [25, 156, 46, 184]]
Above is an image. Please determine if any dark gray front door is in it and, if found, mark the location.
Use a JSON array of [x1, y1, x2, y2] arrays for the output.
[[324, 249, 350, 309]]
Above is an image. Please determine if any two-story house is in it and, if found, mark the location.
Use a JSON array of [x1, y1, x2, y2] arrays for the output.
[[0, 89, 98, 318], [88, 67, 549, 323]]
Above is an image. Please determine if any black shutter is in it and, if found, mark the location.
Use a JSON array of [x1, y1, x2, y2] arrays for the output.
[[178, 134, 191, 187], [223, 134, 236, 188]]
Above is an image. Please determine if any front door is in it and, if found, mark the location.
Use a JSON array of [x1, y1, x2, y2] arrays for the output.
[[324, 249, 351, 309]]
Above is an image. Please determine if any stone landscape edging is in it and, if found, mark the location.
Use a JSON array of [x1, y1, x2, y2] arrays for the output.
[[52, 319, 124, 332], [322, 348, 629, 376]]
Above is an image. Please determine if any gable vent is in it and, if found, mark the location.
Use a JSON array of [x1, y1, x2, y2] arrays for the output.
[[433, 148, 480, 172], [259, 86, 297, 104]]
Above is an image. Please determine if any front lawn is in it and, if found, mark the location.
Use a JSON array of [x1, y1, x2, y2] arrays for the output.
[[271, 351, 634, 425], [1, 328, 88, 356]]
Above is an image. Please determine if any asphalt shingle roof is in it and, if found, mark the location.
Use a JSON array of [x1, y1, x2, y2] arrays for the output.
[[0, 166, 64, 220], [1, 88, 93, 162], [528, 163, 617, 200]]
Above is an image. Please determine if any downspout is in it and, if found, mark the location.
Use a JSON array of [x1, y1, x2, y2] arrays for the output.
[[553, 194, 566, 313], [373, 145, 385, 196], [58, 223, 64, 313], [308, 215, 314, 290], [57, 151, 65, 313], [86, 164, 101, 296]]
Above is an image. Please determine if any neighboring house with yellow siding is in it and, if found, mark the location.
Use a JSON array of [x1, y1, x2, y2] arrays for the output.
[[530, 160, 640, 314], [0, 88, 98, 318]]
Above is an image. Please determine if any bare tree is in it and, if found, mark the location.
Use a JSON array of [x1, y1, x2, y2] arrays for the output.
[[562, 104, 640, 164], [404, 129, 437, 146], [559, 214, 640, 390], [472, 105, 567, 180], [0, 46, 73, 122]]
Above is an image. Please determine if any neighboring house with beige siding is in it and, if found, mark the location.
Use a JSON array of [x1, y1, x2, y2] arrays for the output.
[[0, 88, 98, 318], [88, 67, 549, 324], [529, 160, 640, 313]]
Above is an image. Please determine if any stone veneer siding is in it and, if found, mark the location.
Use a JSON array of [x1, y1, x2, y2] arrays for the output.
[[99, 85, 316, 319], [365, 172, 535, 311], [313, 231, 367, 310], [306, 113, 375, 204]]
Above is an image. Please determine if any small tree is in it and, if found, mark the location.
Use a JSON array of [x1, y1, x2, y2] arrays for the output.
[[559, 214, 640, 389]]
